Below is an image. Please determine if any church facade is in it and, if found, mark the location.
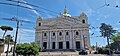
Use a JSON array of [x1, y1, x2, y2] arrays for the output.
[[35, 8, 90, 51]]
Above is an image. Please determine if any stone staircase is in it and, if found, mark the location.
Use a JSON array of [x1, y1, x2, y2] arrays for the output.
[[39, 52, 79, 56]]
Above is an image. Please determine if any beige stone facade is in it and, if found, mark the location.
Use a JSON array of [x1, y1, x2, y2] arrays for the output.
[[35, 8, 90, 51]]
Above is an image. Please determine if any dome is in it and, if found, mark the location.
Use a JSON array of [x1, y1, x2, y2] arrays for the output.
[[62, 13, 71, 17], [62, 7, 71, 17]]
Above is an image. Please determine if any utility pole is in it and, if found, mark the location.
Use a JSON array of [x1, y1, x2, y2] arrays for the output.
[[13, 21, 19, 56]]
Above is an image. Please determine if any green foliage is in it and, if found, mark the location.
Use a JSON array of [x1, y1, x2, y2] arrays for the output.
[[0, 39, 4, 45], [0, 35, 13, 45], [97, 47, 112, 54], [111, 32, 120, 44], [99, 23, 116, 55], [0, 26, 13, 39], [99, 23, 116, 38], [110, 32, 120, 50], [16, 42, 41, 56], [0, 26, 13, 31], [4, 35, 14, 44]]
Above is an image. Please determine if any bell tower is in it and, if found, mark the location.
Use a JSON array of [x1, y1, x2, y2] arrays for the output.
[[36, 16, 42, 27]]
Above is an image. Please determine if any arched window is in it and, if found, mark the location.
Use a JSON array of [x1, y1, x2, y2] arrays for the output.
[[38, 23, 41, 26], [76, 31, 79, 35], [44, 33, 47, 36], [53, 32, 55, 36], [66, 32, 69, 35], [82, 20, 85, 23], [59, 32, 62, 36]]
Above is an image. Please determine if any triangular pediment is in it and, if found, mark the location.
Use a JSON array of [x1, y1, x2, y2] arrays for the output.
[[43, 17, 81, 26], [52, 21, 71, 26]]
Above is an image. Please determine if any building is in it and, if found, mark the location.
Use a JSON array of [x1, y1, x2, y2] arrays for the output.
[[35, 8, 90, 51]]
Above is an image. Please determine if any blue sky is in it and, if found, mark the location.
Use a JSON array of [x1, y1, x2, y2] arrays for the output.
[[0, 0, 120, 47]]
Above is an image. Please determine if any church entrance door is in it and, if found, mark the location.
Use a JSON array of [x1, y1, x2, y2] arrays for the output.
[[43, 42, 47, 49], [76, 41, 80, 49], [59, 42, 63, 49], [66, 41, 69, 49], [52, 42, 55, 49]]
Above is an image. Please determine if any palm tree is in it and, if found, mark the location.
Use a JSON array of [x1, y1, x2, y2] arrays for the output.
[[5, 35, 14, 56], [0, 26, 13, 39], [99, 23, 116, 55]]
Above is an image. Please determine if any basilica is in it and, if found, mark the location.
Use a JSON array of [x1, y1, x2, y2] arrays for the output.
[[35, 8, 90, 51]]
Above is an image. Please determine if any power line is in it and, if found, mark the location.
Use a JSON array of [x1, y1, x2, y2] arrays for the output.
[[0, 2, 37, 11], [7, 0, 39, 8], [97, 0, 120, 9], [7, 0, 59, 14], [97, 0, 110, 9], [0, 1, 58, 17]]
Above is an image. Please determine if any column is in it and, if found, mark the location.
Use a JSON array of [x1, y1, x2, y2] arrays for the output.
[[40, 32, 43, 47], [72, 30, 76, 49], [55, 31, 58, 49], [63, 31, 66, 49], [70, 30, 72, 49], [49, 31, 52, 49], [79, 30, 81, 49], [47, 31, 49, 49], [81, 30, 84, 49]]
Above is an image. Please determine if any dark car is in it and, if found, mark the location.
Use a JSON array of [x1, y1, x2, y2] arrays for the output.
[[79, 50, 88, 55], [114, 51, 120, 54]]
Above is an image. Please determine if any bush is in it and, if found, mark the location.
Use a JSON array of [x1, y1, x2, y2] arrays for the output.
[[16, 42, 41, 56], [97, 48, 113, 54]]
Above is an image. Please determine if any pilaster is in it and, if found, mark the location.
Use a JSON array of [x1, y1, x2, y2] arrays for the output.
[[63, 31, 66, 49]]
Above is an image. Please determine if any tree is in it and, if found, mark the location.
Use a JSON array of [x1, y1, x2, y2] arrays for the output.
[[99, 23, 116, 55], [0, 26, 13, 39], [16, 42, 41, 56], [4, 35, 14, 56], [110, 32, 120, 51]]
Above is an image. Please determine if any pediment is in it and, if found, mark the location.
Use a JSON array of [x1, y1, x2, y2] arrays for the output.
[[43, 17, 81, 26], [51, 21, 71, 26]]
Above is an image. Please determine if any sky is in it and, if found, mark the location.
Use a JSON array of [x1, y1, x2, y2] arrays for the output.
[[0, 0, 120, 47]]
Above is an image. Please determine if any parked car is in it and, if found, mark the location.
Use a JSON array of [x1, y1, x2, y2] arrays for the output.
[[79, 50, 88, 55], [114, 51, 120, 54]]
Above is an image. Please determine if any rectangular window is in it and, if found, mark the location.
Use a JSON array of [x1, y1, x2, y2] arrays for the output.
[[59, 42, 63, 49], [52, 42, 55, 49], [66, 41, 69, 49]]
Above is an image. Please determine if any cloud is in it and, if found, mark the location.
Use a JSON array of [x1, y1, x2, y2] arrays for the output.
[[86, 9, 95, 16], [114, 28, 120, 31], [25, 5, 40, 16], [18, 28, 35, 43], [18, 0, 40, 16]]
